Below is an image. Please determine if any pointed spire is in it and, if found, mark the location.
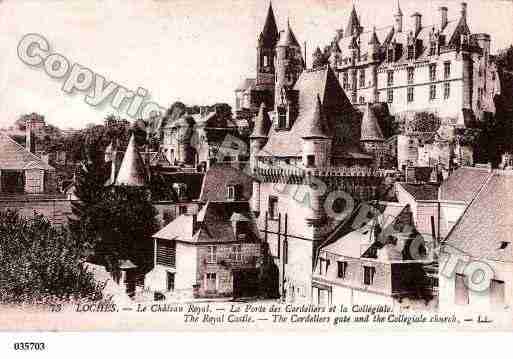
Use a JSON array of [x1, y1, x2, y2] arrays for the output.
[[260, 2, 279, 47], [394, 0, 403, 16], [278, 18, 300, 47], [345, 3, 362, 37], [302, 95, 331, 139], [369, 26, 379, 45], [115, 134, 148, 187], [314, 46, 323, 57], [361, 103, 384, 141], [348, 35, 359, 49], [251, 103, 271, 139]]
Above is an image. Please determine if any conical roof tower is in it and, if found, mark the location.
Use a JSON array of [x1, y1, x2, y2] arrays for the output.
[[115, 134, 148, 187]]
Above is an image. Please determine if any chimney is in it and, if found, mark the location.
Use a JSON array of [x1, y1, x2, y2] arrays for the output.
[[439, 6, 448, 29], [25, 120, 35, 153], [460, 2, 467, 19], [411, 12, 422, 35]]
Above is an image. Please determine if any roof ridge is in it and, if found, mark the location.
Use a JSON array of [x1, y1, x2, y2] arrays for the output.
[[0, 132, 54, 170]]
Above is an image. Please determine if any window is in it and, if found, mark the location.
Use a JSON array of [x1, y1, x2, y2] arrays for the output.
[[207, 246, 217, 264], [206, 273, 216, 292], [283, 239, 288, 264], [263, 55, 269, 67], [268, 196, 278, 219], [387, 70, 394, 86], [318, 258, 330, 275], [156, 240, 176, 267], [306, 154, 315, 167], [455, 273, 469, 305], [407, 67, 414, 84], [351, 93, 357, 104], [407, 45, 414, 60], [359, 69, 365, 87], [179, 205, 187, 215], [277, 107, 287, 129], [226, 185, 236, 200], [444, 61, 451, 79], [407, 87, 414, 102], [429, 84, 436, 100], [444, 82, 450, 99], [231, 244, 242, 261], [166, 272, 175, 291], [429, 41, 436, 56], [387, 88, 393, 103], [429, 64, 437, 81], [342, 72, 349, 90], [359, 96, 365, 104], [337, 261, 347, 279], [363, 266, 375, 285]]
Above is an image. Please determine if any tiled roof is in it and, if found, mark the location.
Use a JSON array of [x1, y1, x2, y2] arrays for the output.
[[397, 182, 439, 201], [443, 170, 513, 262], [360, 103, 384, 141], [259, 66, 365, 158], [115, 134, 148, 187], [154, 201, 260, 244], [438, 167, 491, 203], [0, 132, 53, 171], [250, 103, 271, 138], [277, 20, 300, 48], [302, 95, 331, 139], [199, 164, 254, 202]]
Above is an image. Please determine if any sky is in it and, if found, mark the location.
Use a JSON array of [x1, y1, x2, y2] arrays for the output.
[[0, 0, 511, 129]]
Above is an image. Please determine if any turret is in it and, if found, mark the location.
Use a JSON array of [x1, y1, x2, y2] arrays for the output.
[[256, 2, 279, 87], [439, 6, 448, 30], [345, 4, 362, 37], [328, 41, 342, 68], [301, 95, 332, 168], [394, 0, 403, 33], [275, 19, 303, 108], [250, 103, 271, 171], [115, 134, 148, 187], [411, 12, 422, 36]]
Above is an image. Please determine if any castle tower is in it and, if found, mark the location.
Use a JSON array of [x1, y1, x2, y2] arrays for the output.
[[275, 19, 304, 107], [360, 103, 385, 167], [250, 103, 271, 172], [394, 0, 403, 33], [345, 4, 362, 37], [301, 94, 332, 169], [368, 27, 380, 102], [256, 2, 279, 88]]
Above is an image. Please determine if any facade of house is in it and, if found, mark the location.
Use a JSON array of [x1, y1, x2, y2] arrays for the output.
[[312, 202, 434, 307], [146, 164, 263, 298], [439, 169, 513, 312]]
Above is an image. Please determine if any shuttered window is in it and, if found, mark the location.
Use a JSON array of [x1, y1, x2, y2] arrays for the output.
[[156, 240, 176, 267]]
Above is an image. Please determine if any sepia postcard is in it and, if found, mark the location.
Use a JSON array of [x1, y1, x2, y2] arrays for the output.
[[1, 0, 513, 339]]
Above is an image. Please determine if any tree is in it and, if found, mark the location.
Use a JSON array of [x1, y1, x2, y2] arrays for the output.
[[0, 210, 103, 304]]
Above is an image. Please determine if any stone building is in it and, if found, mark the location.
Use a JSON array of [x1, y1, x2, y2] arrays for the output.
[[146, 165, 263, 299], [249, 61, 390, 302], [312, 202, 434, 307], [322, 2, 500, 124]]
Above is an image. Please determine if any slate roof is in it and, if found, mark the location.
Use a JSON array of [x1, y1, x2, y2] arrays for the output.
[[250, 103, 271, 138], [443, 170, 513, 262], [259, 3, 279, 47], [397, 182, 439, 201], [0, 132, 53, 171], [115, 134, 148, 186], [199, 164, 254, 202], [302, 95, 331, 139], [438, 166, 491, 203], [259, 66, 366, 159], [153, 201, 260, 244], [360, 103, 384, 141], [277, 20, 300, 48], [345, 4, 362, 37]]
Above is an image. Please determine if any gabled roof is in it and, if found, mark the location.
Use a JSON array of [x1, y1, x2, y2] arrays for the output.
[[277, 19, 300, 47], [360, 103, 384, 141], [154, 202, 260, 244], [438, 167, 491, 203], [114, 134, 148, 187], [259, 66, 364, 158], [397, 182, 439, 201], [443, 170, 513, 262], [250, 103, 271, 138], [199, 164, 254, 202], [345, 4, 362, 37], [368, 27, 380, 45], [259, 2, 279, 47], [0, 132, 53, 171]]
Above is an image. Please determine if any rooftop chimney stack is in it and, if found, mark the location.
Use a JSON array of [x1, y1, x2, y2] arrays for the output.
[[411, 12, 422, 35], [25, 120, 35, 154], [439, 6, 448, 29]]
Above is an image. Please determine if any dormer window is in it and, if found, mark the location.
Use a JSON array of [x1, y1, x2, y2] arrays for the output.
[[173, 183, 188, 201], [226, 185, 237, 201]]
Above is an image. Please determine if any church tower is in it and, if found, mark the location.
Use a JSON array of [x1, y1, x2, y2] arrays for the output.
[[274, 19, 304, 109], [256, 3, 279, 88], [394, 0, 403, 33]]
